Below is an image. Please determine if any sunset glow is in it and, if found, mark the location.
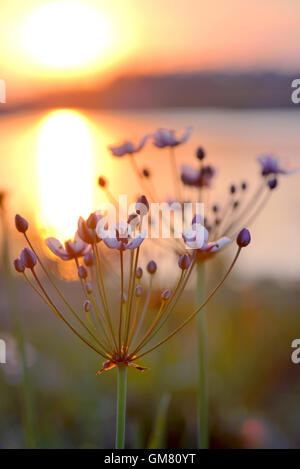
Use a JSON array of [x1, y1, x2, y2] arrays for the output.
[[38, 110, 93, 240], [23, 2, 112, 69]]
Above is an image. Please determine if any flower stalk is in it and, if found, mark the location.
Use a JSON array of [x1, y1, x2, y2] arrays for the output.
[[115, 365, 127, 449], [196, 262, 208, 449]]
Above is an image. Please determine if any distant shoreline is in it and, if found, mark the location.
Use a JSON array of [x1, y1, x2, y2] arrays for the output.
[[1, 72, 300, 115]]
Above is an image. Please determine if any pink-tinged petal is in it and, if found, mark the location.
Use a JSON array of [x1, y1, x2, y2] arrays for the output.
[[103, 237, 122, 249], [178, 126, 192, 145], [74, 232, 92, 253], [65, 239, 83, 256], [183, 224, 209, 250], [126, 234, 145, 250], [135, 134, 149, 152], [108, 143, 127, 157], [109, 139, 145, 157], [257, 154, 297, 176], [153, 127, 192, 148], [209, 237, 231, 253], [46, 237, 71, 260], [153, 129, 175, 148]]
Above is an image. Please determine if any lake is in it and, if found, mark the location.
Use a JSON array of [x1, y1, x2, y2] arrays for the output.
[[0, 107, 299, 280]]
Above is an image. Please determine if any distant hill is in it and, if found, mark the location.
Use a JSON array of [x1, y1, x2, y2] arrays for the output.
[[1, 72, 299, 114]]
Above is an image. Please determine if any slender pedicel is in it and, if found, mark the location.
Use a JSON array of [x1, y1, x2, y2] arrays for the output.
[[134, 244, 243, 360]]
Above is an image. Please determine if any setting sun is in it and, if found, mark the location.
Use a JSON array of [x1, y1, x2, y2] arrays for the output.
[[23, 2, 112, 68]]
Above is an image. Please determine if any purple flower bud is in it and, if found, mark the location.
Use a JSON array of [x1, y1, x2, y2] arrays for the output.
[[136, 267, 143, 279], [161, 289, 171, 301], [84, 300, 91, 313], [20, 248, 37, 269], [178, 254, 191, 270], [268, 178, 278, 190], [86, 282, 93, 294], [78, 265, 88, 279], [87, 212, 98, 229], [15, 214, 28, 233], [136, 195, 149, 216], [135, 285, 143, 297], [84, 252, 94, 267], [196, 147, 206, 160], [236, 228, 251, 247], [147, 260, 157, 274], [13, 258, 25, 273], [98, 176, 106, 187], [142, 168, 150, 178]]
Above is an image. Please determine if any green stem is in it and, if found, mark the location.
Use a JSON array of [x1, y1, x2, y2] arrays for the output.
[[196, 262, 209, 449], [115, 366, 127, 449]]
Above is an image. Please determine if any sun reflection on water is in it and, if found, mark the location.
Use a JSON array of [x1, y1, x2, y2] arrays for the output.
[[38, 109, 93, 241]]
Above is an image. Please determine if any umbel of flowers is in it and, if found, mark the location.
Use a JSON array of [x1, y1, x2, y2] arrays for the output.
[[105, 128, 295, 262], [14, 197, 250, 448], [102, 127, 296, 449]]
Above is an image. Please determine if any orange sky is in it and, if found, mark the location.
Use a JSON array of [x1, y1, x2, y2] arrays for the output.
[[0, 0, 299, 103]]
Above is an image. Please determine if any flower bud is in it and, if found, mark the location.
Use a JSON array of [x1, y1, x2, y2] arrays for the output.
[[84, 300, 91, 313], [13, 258, 25, 273], [236, 228, 251, 247], [142, 168, 150, 178], [20, 248, 37, 269], [98, 176, 106, 187], [135, 285, 143, 297], [136, 195, 149, 216], [178, 254, 191, 270], [86, 282, 93, 294], [15, 214, 28, 233], [84, 252, 94, 267], [268, 178, 278, 190], [136, 267, 143, 279], [87, 212, 98, 229], [161, 289, 171, 301], [196, 147, 206, 160], [78, 265, 88, 279], [147, 260, 157, 274]]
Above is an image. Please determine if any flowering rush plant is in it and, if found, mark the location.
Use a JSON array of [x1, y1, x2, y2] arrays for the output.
[[14, 205, 250, 448], [99, 127, 295, 448], [14, 126, 295, 449]]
